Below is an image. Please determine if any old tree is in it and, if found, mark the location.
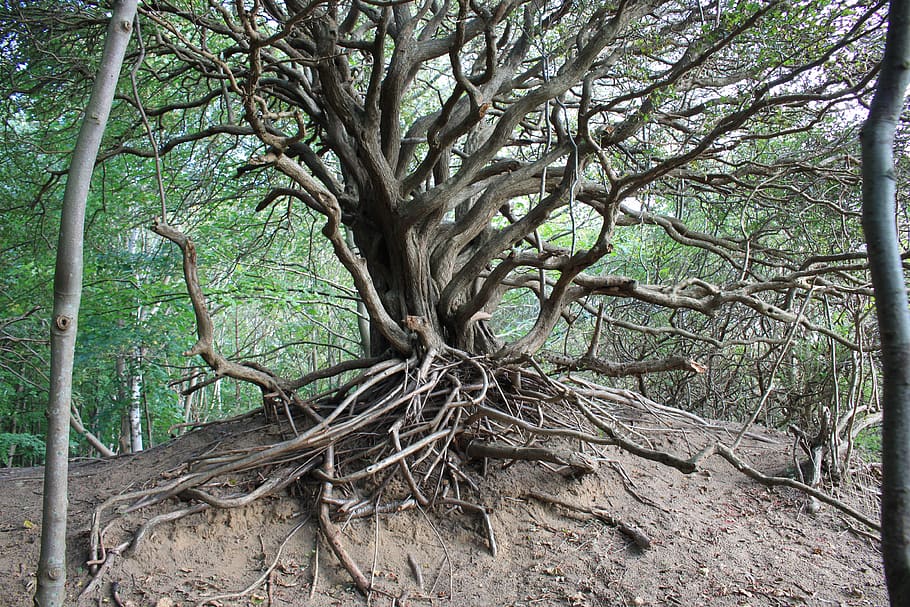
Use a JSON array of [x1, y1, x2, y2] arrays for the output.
[[3, 0, 899, 596]]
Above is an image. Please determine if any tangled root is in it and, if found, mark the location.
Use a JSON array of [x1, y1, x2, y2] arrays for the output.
[[84, 350, 878, 599]]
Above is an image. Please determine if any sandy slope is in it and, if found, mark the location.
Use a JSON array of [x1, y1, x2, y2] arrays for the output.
[[0, 412, 885, 606]]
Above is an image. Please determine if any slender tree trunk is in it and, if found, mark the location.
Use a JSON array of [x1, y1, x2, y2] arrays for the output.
[[115, 352, 131, 452], [35, 2, 138, 605], [128, 363, 144, 452], [860, 0, 910, 603]]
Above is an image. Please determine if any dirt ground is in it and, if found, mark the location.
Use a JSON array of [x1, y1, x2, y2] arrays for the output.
[[0, 412, 886, 607]]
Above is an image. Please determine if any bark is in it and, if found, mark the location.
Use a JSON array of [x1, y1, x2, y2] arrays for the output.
[[128, 365, 144, 452], [35, 2, 138, 606], [860, 0, 910, 603]]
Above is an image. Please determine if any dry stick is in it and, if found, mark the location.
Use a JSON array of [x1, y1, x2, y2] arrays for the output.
[[714, 445, 880, 532], [523, 490, 652, 550], [732, 285, 815, 451], [197, 516, 310, 606]]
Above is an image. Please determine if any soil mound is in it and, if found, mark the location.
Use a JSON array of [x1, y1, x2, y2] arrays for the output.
[[0, 411, 884, 606]]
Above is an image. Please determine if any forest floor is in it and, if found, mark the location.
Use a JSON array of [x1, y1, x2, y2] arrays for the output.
[[0, 411, 886, 607]]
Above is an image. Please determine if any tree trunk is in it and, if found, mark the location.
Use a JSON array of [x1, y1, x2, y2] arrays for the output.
[[35, 2, 138, 605], [860, 0, 910, 603], [128, 363, 144, 452]]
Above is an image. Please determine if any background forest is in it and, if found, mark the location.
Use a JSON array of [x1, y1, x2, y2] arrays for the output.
[[0, 0, 900, 495]]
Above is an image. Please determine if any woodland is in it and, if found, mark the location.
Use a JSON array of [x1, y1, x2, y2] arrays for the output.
[[0, 0, 908, 604]]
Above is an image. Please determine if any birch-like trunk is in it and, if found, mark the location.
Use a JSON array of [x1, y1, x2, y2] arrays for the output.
[[35, 2, 138, 605]]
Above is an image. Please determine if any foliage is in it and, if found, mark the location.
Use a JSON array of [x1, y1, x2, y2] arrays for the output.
[[854, 427, 883, 458], [0, 432, 46, 467]]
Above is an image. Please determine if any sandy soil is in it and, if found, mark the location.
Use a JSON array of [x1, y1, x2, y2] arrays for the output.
[[0, 412, 885, 607]]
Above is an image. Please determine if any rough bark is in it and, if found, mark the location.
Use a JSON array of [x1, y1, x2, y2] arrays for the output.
[[860, 0, 910, 603], [35, 2, 138, 605]]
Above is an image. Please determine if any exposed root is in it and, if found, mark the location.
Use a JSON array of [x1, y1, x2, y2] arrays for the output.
[[318, 445, 371, 595], [85, 350, 881, 597], [523, 490, 652, 550], [714, 444, 881, 532]]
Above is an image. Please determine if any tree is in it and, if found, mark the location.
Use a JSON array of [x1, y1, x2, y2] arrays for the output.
[[35, 1, 138, 605], [122, 0, 881, 357], [1, 0, 895, 597], [861, 0, 910, 602]]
